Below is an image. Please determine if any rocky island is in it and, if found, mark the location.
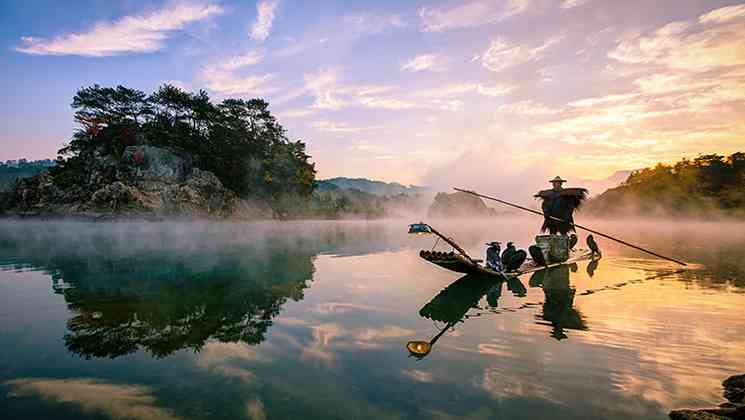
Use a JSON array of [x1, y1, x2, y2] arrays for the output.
[[1, 84, 315, 219]]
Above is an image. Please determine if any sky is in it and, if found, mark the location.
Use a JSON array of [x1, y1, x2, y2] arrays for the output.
[[2, 0, 745, 196]]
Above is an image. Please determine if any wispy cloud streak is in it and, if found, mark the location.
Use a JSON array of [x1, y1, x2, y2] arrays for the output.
[[250, 1, 279, 42], [16, 2, 223, 57]]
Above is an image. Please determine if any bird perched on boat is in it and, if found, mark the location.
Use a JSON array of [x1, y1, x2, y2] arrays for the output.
[[529, 245, 547, 266], [568, 234, 578, 250], [501, 242, 516, 266], [502, 244, 527, 272], [587, 234, 601, 257], [534, 177, 588, 235]]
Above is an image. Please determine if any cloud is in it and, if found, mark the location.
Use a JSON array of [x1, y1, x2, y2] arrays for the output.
[[311, 120, 383, 133], [274, 108, 317, 119], [304, 69, 348, 110], [498, 100, 560, 115], [16, 2, 223, 57], [419, 0, 533, 32], [202, 66, 275, 96], [401, 369, 435, 383], [418, 83, 515, 98], [402, 54, 447, 72], [560, 0, 593, 9], [608, 6, 745, 72], [250, 1, 279, 43], [4, 378, 179, 420], [358, 97, 415, 110], [699, 4, 745, 24], [479, 35, 563, 72], [218, 50, 265, 71], [344, 13, 405, 34]]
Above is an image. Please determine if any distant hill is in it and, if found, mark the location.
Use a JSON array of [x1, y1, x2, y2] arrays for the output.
[[308, 181, 424, 219], [585, 153, 745, 218], [428, 191, 496, 218], [317, 177, 425, 197], [0, 159, 55, 192], [580, 170, 634, 197]]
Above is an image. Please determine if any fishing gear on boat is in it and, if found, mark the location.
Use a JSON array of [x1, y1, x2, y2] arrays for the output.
[[453, 187, 688, 267]]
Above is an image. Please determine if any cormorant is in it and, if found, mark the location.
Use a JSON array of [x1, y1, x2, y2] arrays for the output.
[[501, 242, 516, 266], [529, 245, 547, 266], [568, 234, 578, 250], [504, 249, 527, 272], [587, 235, 601, 257]]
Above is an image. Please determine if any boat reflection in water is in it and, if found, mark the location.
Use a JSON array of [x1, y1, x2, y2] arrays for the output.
[[407, 262, 594, 358], [530, 264, 588, 340]]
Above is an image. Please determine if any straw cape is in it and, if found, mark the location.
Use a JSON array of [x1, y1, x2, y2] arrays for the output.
[[535, 178, 588, 235]]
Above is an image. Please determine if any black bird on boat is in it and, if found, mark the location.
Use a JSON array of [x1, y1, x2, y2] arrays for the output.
[[587, 235, 601, 257], [501, 242, 527, 272], [568, 234, 578, 250], [501, 242, 516, 266], [529, 245, 547, 266]]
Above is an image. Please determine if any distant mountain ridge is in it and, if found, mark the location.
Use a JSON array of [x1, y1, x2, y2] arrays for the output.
[[579, 170, 635, 196], [317, 177, 425, 197]]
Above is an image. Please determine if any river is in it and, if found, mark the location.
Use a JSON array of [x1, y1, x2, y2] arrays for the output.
[[1, 219, 743, 419]]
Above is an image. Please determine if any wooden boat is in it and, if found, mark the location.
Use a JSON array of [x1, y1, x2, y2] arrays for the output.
[[409, 222, 595, 278], [418, 248, 593, 278]]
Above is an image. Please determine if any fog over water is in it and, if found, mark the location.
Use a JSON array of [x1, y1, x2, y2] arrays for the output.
[[1, 218, 743, 420]]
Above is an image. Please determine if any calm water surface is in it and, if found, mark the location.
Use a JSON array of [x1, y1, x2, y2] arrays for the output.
[[1, 219, 744, 420]]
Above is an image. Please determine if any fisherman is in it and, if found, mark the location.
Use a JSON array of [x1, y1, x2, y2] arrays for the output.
[[534, 176, 588, 235], [485, 241, 502, 271]]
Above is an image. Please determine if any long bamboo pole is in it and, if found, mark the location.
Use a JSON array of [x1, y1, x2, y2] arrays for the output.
[[454, 187, 688, 266], [426, 225, 476, 264]]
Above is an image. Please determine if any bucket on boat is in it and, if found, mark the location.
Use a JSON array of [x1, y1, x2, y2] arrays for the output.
[[535, 235, 569, 263]]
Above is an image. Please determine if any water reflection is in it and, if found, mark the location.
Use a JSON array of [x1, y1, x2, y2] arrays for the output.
[[530, 265, 588, 340], [1, 220, 745, 420], [409, 263, 594, 357], [58, 249, 315, 359], [0, 221, 405, 360]]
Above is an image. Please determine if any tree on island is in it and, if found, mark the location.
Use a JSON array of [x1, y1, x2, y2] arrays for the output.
[[49, 84, 316, 218]]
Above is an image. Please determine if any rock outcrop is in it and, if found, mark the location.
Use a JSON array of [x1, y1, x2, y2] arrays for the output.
[[669, 374, 745, 420], [3, 145, 269, 219], [427, 191, 496, 218]]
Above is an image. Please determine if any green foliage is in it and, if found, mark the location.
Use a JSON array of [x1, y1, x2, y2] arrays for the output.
[[586, 152, 745, 217], [51, 84, 317, 216]]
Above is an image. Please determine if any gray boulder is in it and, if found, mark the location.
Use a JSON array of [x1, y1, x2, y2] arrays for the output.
[[121, 145, 192, 183]]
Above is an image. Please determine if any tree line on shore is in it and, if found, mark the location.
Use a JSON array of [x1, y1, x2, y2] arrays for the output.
[[585, 152, 745, 218]]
